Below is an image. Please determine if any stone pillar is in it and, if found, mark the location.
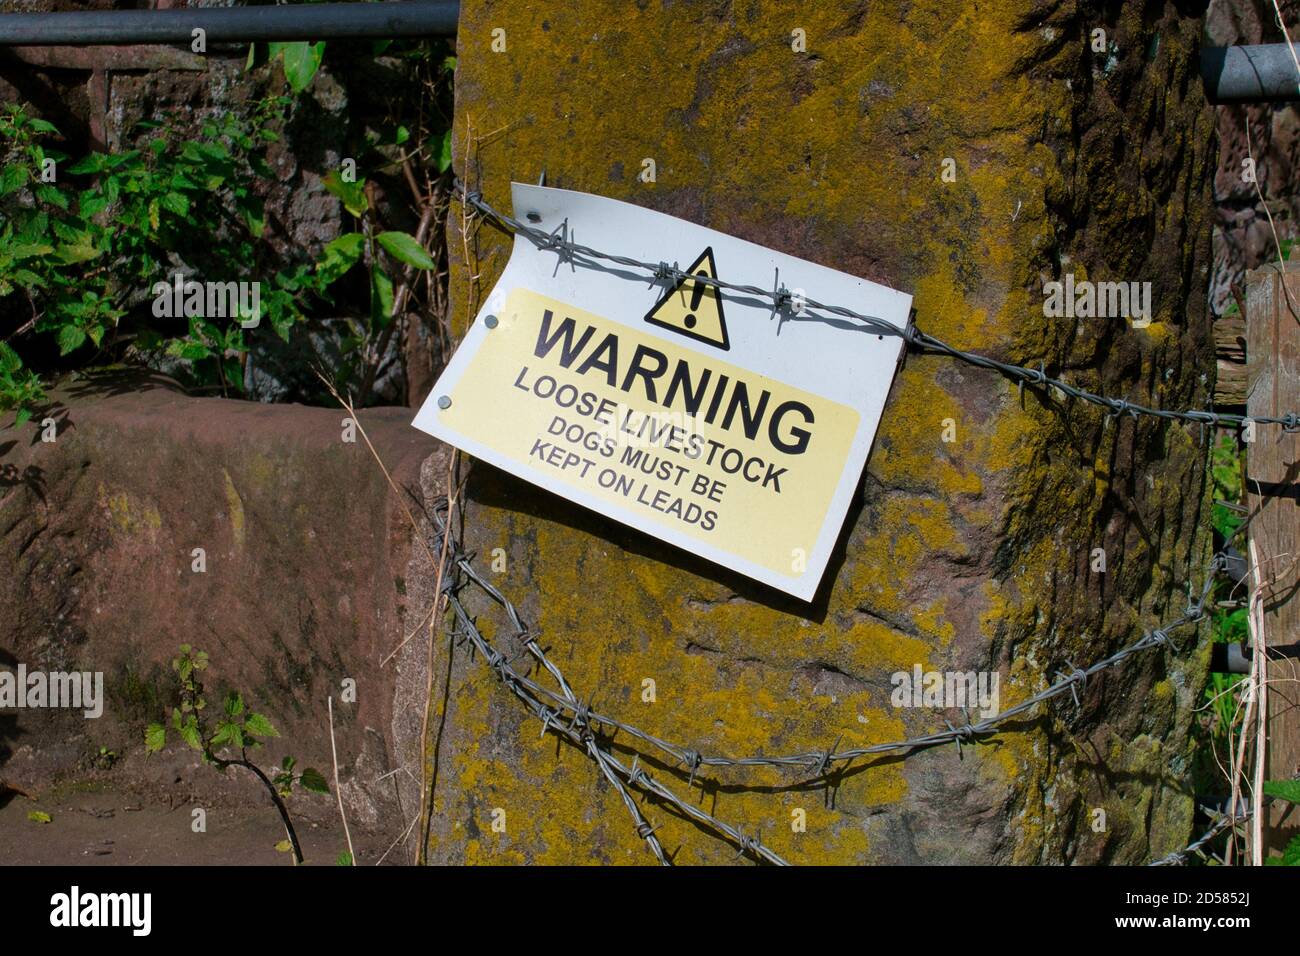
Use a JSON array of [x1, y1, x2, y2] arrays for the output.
[[423, 2, 1217, 864]]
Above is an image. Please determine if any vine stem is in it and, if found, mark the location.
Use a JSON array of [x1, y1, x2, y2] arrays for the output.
[[212, 751, 305, 865]]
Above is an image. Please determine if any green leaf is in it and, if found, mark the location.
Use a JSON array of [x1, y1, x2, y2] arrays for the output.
[[144, 722, 166, 753], [166, 339, 212, 361], [14, 209, 46, 242], [1282, 833, 1300, 866], [274, 839, 293, 853], [210, 720, 243, 749], [50, 217, 86, 243], [105, 149, 140, 171], [28, 118, 57, 134], [78, 191, 110, 218], [0, 164, 26, 196], [9, 242, 53, 260], [34, 184, 69, 210], [435, 128, 453, 174], [159, 191, 189, 217], [243, 712, 279, 739], [66, 154, 106, 175], [57, 325, 86, 356], [224, 691, 244, 717], [178, 718, 202, 752], [1263, 779, 1300, 805], [0, 342, 21, 373], [299, 767, 330, 794], [53, 240, 102, 265], [370, 269, 394, 327], [336, 851, 354, 866], [243, 203, 266, 239], [376, 231, 434, 270], [27, 810, 52, 824], [316, 232, 365, 284], [280, 41, 325, 94], [322, 170, 367, 217]]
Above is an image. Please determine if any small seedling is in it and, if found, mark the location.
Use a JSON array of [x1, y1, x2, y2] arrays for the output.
[[145, 644, 328, 864]]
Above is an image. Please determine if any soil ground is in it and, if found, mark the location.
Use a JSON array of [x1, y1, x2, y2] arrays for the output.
[[0, 782, 398, 866]]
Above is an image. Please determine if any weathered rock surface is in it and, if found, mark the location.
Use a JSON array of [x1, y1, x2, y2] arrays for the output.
[[418, 1, 1218, 864], [0, 373, 438, 840]]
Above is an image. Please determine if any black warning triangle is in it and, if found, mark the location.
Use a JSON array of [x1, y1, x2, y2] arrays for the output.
[[644, 247, 730, 350]]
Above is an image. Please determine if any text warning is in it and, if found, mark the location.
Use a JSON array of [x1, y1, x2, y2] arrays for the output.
[[413, 184, 912, 600]]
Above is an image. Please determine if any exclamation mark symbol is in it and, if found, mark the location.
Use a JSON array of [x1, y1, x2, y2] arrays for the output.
[[683, 273, 706, 329]]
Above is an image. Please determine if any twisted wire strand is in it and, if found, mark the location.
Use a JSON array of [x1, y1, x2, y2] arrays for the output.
[[434, 183, 1232, 863], [428, 499, 1216, 865], [454, 182, 1297, 432]]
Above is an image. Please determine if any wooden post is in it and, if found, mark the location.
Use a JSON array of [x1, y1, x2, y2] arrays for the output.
[[1244, 261, 1300, 859]]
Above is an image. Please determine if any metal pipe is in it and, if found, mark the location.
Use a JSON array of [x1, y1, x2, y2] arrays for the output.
[[1210, 641, 1252, 674], [1202, 44, 1300, 103], [0, 1, 459, 46]]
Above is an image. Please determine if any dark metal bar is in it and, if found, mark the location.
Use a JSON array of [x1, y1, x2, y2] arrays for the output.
[[0, 1, 459, 46], [1210, 641, 1252, 674], [1202, 44, 1300, 104]]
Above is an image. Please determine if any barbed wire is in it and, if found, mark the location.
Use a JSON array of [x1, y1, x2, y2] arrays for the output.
[[1149, 809, 1250, 866], [453, 181, 1300, 433], [434, 181, 1237, 863], [431, 502, 784, 864], [425, 493, 1221, 865]]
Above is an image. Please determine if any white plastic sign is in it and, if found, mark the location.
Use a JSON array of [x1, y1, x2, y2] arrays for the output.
[[412, 184, 912, 600]]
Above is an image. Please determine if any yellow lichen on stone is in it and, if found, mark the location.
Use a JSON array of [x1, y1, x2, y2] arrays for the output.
[[222, 469, 246, 549], [97, 482, 162, 540], [430, 0, 1216, 864]]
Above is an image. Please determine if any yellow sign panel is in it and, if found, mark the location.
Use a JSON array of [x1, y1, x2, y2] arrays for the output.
[[644, 247, 730, 350], [436, 287, 860, 579]]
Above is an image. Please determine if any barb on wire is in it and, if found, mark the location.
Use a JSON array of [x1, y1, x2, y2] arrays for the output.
[[426, 485, 1222, 864], [454, 181, 1300, 433], [1149, 809, 1251, 866], [431, 502, 786, 864], [454, 518, 1217, 776], [422, 189, 1234, 858]]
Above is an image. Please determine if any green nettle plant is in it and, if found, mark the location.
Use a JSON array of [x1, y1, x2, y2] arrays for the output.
[[145, 644, 329, 865], [1, 100, 297, 403], [1263, 780, 1300, 866], [0, 89, 438, 422]]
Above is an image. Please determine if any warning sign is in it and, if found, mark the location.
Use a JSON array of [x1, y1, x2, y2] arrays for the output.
[[413, 184, 912, 600], [644, 247, 730, 350]]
